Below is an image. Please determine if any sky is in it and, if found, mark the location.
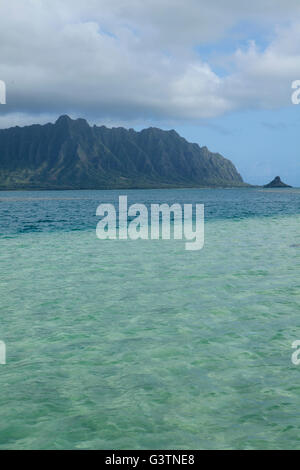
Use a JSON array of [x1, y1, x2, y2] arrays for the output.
[[0, 0, 300, 185]]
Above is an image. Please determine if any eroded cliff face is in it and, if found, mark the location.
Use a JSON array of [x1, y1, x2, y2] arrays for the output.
[[0, 115, 245, 189]]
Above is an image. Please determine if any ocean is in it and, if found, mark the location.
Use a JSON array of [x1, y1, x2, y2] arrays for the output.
[[1, 188, 300, 449]]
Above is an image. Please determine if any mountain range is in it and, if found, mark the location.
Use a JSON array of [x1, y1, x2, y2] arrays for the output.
[[0, 115, 245, 190]]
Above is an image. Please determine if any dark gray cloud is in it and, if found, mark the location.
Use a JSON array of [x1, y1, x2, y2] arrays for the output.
[[0, 1, 300, 127]]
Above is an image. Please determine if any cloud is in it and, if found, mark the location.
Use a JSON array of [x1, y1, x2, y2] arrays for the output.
[[262, 121, 287, 130], [0, 0, 300, 126]]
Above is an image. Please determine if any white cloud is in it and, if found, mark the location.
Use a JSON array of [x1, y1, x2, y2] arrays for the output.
[[0, 0, 300, 126]]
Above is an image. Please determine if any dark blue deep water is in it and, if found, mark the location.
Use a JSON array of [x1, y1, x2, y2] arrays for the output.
[[1, 188, 300, 237]]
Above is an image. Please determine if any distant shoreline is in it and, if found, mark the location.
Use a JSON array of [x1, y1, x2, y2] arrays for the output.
[[0, 183, 253, 191]]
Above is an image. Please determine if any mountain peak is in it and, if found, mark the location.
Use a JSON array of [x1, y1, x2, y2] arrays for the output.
[[54, 115, 90, 131], [55, 115, 72, 125]]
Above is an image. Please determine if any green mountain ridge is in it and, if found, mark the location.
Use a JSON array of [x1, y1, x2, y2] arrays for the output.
[[0, 115, 246, 190]]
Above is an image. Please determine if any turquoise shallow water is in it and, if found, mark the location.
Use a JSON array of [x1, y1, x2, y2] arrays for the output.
[[1, 189, 300, 449]]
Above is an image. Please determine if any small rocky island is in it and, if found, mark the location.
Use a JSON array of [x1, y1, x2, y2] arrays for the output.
[[264, 176, 292, 188]]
